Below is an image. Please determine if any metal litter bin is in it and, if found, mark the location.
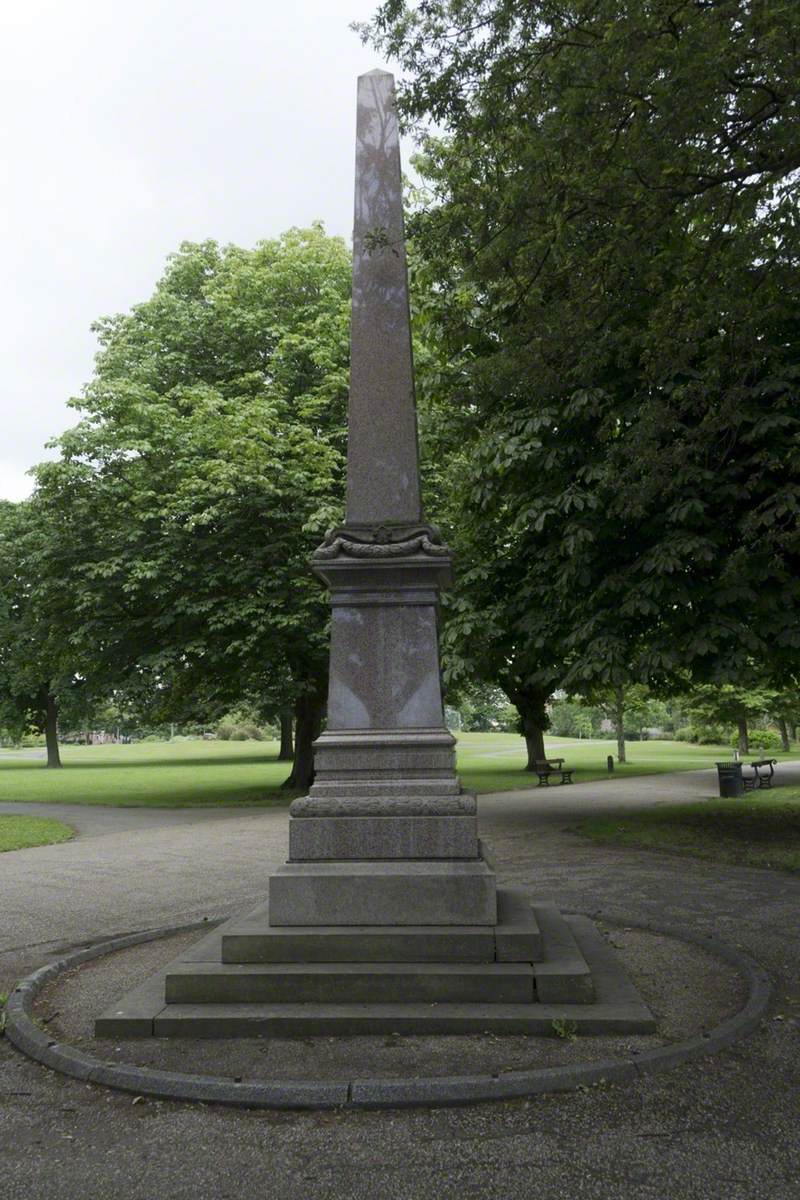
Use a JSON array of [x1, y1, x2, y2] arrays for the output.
[[716, 761, 744, 798]]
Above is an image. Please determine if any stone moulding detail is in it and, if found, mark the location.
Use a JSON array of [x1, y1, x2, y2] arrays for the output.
[[313, 524, 451, 561], [290, 795, 478, 817]]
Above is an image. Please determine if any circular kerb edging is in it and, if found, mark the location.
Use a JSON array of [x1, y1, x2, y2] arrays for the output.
[[4, 914, 773, 1110]]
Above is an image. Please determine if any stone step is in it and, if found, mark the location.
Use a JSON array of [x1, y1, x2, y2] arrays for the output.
[[95, 912, 655, 1039], [221, 888, 541, 964], [164, 961, 534, 1005], [148, 997, 654, 1039], [530, 902, 595, 1003]]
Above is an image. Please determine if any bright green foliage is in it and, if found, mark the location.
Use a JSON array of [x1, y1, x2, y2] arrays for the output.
[[455, 682, 517, 731], [367, 1, 800, 690], [30, 228, 351, 769], [684, 682, 779, 751]]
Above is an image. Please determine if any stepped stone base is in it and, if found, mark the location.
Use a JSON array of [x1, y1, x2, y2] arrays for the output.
[[95, 894, 656, 1039]]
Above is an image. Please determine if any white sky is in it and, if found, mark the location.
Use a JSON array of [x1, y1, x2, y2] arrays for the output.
[[0, 0, 393, 500]]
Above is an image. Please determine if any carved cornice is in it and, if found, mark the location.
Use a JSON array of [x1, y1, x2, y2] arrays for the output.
[[313, 523, 451, 562], [290, 795, 477, 817]]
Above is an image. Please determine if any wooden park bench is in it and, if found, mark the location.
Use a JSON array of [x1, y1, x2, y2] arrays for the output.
[[534, 758, 574, 786], [743, 758, 778, 791]]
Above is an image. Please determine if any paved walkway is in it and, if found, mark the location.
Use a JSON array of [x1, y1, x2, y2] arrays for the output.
[[2, 766, 799, 1199]]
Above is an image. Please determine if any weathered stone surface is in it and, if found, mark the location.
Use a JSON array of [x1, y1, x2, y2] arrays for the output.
[[495, 888, 543, 962], [92, 900, 657, 1039], [165, 961, 534, 1005], [95, 969, 168, 1038], [299, 71, 469, 847], [149, 999, 656, 1039], [289, 814, 479, 860], [346, 68, 421, 526], [532, 903, 595, 1003], [269, 859, 498, 927], [291, 794, 475, 818], [222, 922, 496, 964], [325, 602, 444, 729]]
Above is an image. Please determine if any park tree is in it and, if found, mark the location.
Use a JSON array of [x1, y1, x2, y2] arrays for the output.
[[365, 1, 800, 695], [31, 227, 351, 788], [683, 683, 778, 754], [0, 500, 76, 766]]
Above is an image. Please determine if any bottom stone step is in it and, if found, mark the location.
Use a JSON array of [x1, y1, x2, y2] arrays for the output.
[[531, 902, 595, 1003], [150, 999, 654, 1037]]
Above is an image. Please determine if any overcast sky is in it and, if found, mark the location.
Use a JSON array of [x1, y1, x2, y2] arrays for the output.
[[0, 0, 394, 501]]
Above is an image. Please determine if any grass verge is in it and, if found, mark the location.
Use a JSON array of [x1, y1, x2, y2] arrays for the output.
[[576, 787, 800, 873], [0, 814, 75, 853]]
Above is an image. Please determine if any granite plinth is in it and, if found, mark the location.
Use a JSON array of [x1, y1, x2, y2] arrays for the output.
[[268, 857, 498, 927], [288, 814, 479, 860]]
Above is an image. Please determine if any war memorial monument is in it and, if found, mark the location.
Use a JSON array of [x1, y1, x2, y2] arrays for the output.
[[96, 71, 655, 1039]]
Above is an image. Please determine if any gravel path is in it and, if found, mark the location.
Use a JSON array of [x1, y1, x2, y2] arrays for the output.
[[2, 765, 799, 1199]]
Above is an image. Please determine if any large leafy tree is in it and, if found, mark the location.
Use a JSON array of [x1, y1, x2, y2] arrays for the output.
[[32, 227, 351, 786], [367, 1, 800, 695], [684, 683, 780, 754], [0, 501, 69, 766]]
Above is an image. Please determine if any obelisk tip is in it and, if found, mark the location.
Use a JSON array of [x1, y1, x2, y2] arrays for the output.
[[359, 67, 394, 80]]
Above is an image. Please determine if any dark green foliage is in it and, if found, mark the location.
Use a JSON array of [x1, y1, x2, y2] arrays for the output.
[[366, 1, 800, 690]]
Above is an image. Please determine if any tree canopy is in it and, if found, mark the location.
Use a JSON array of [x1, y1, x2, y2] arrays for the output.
[[366, 0, 800, 698], [28, 226, 351, 782]]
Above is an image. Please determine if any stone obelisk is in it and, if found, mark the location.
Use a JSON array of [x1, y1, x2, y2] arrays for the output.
[[95, 73, 656, 1040], [268, 69, 497, 927]]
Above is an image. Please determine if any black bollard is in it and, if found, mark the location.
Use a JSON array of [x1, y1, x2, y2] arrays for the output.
[[607, 755, 614, 773]]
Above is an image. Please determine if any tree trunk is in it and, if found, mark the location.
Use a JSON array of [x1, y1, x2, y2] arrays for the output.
[[509, 685, 550, 772], [790, 722, 797, 744], [614, 685, 626, 764], [737, 715, 749, 755], [278, 711, 294, 762], [283, 690, 325, 790], [44, 691, 62, 769], [777, 717, 790, 753], [522, 715, 546, 771]]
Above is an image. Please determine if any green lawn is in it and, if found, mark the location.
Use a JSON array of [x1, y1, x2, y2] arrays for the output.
[[576, 786, 800, 874], [0, 733, 795, 809], [455, 732, 798, 793], [0, 739, 294, 807], [0, 814, 74, 852]]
